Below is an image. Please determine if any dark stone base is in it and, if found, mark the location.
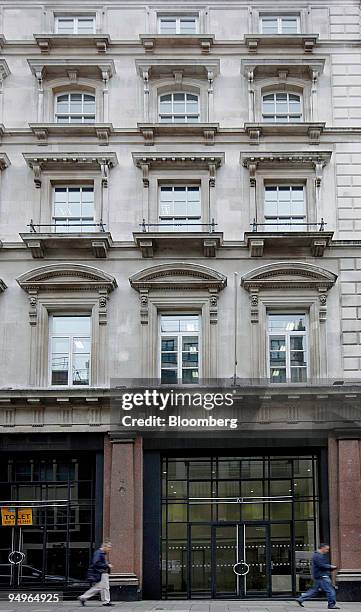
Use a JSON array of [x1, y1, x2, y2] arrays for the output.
[[110, 585, 140, 601], [336, 581, 361, 601]]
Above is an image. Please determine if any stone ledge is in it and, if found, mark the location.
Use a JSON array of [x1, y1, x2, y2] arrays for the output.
[[34, 33, 111, 53], [139, 33, 214, 53], [244, 33, 319, 53]]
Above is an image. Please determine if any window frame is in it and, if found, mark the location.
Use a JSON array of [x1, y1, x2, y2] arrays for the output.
[[263, 183, 307, 231], [158, 91, 200, 123], [267, 312, 309, 384], [48, 314, 92, 388], [159, 313, 201, 384], [158, 183, 202, 231], [157, 15, 199, 35], [259, 14, 300, 35], [54, 91, 96, 124], [52, 184, 95, 232], [262, 91, 303, 123], [55, 15, 96, 35]]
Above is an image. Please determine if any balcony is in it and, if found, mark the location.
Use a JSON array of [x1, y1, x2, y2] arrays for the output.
[[244, 220, 333, 257], [138, 122, 219, 146], [34, 33, 111, 53], [244, 122, 325, 145], [29, 123, 114, 145], [133, 220, 223, 258], [244, 34, 319, 53], [139, 33, 214, 53], [20, 221, 113, 258]]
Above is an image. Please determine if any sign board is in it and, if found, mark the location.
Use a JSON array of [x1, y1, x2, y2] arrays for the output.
[[17, 508, 33, 526], [1, 507, 33, 526], [1, 507, 16, 526]]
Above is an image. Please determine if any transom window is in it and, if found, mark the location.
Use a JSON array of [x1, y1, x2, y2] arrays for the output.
[[264, 185, 306, 231], [55, 93, 96, 124], [262, 93, 302, 122], [260, 15, 300, 35], [159, 186, 201, 231], [160, 315, 200, 384], [159, 93, 199, 123], [158, 16, 198, 34], [55, 16, 95, 34], [50, 316, 91, 386], [268, 313, 308, 383], [53, 186, 95, 232]]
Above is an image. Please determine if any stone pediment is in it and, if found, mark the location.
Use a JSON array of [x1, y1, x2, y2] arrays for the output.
[[17, 263, 117, 293], [130, 262, 227, 291], [241, 262, 337, 291]]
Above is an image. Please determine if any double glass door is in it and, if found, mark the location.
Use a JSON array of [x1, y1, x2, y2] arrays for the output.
[[190, 521, 293, 598]]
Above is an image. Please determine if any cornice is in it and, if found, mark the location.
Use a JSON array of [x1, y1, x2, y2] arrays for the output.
[[132, 151, 224, 170], [23, 152, 118, 170], [27, 58, 115, 80], [241, 57, 325, 79], [139, 33, 215, 53], [0, 59, 10, 81], [130, 261, 227, 291], [0, 153, 11, 170], [241, 261, 337, 291], [33, 33, 111, 53], [241, 151, 332, 168], [17, 263, 117, 293], [244, 34, 319, 53], [135, 57, 220, 79]]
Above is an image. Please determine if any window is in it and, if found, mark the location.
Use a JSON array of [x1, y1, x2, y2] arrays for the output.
[[159, 186, 201, 231], [260, 15, 299, 35], [262, 93, 302, 122], [160, 314, 200, 384], [55, 93, 96, 124], [53, 186, 95, 232], [268, 313, 308, 383], [55, 16, 95, 34], [158, 16, 198, 34], [50, 316, 91, 386], [159, 93, 199, 123], [264, 185, 306, 231]]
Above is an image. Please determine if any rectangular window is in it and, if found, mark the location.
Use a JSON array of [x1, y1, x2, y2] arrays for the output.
[[50, 316, 91, 386], [264, 185, 306, 231], [55, 16, 96, 34], [160, 314, 200, 384], [260, 15, 300, 35], [158, 16, 198, 34], [53, 186, 95, 232], [159, 186, 201, 231], [268, 313, 308, 383]]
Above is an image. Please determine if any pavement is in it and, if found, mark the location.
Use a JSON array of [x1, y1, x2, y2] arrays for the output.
[[0, 600, 358, 612]]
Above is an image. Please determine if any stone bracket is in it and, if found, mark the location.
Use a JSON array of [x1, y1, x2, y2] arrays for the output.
[[138, 239, 154, 258], [23, 239, 45, 258], [311, 238, 328, 257], [92, 239, 109, 258], [203, 239, 218, 257], [248, 238, 264, 257]]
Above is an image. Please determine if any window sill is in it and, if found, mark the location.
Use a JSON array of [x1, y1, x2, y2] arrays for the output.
[[20, 231, 113, 259], [139, 33, 214, 53], [244, 34, 319, 53], [138, 122, 219, 145], [34, 33, 111, 53], [29, 123, 114, 144], [244, 230, 334, 257], [133, 230, 223, 258], [244, 122, 325, 144]]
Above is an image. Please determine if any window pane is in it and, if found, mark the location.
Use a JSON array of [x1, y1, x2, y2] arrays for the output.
[[52, 337, 69, 353], [52, 316, 90, 334], [72, 356, 90, 385], [56, 18, 74, 34], [159, 18, 177, 34], [180, 18, 197, 34], [51, 355, 69, 385], [78, 18, 95, 34]]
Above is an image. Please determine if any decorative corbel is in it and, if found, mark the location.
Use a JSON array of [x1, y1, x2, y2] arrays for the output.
[[207, 69, 214, 121], [141, 163, 149, 188], [102, 69, 110, 122], [209, 291, 218, 324], [101, 162, 109, 188], [311, 70, 319, 121], [142, 70, 150, 121], [277, 70, 288, 83], [67, 69, 78, 83], [318, 289, 327, 322], [139, 290, 149, 325], [173, 70, 183, 89], [208, 163, 216, 188], [248, 161, 257, 187], [250, 288, 259, 323], [35, 69, 44, 122], [314, 160, 324, 188], [247, 70, 255, 122], [33, 163, 42, 188], [28, 290, 38, 326], [98, 290, 108, 324]]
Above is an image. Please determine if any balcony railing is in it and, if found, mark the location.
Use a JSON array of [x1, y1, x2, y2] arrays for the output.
[[28, 219, 106, 233], [250, 218, 326, 232], [139, 218, 217, 232]]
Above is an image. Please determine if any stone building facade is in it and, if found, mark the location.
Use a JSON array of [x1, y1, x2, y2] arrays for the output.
[[0, 0, 360, 602]]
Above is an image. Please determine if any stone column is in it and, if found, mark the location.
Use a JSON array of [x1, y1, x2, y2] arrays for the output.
[[328, 435, 361, 599], [103, 434, 143, 598]]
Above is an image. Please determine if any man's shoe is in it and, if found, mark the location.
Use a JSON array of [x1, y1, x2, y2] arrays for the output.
[[296, 601, 304, 608], [78, 598, 85, 607], [102, 604, 114, 607], [328, 607, 340, 610]]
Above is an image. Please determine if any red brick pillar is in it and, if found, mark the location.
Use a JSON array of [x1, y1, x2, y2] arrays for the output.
[[328, 435, 361, 598], [103, 434, 143, 597]]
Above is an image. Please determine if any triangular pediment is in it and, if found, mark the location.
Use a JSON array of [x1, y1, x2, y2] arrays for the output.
[[17, 263, 117, 293], [130, 262, 227, 291], [242, 262, 337, 291]]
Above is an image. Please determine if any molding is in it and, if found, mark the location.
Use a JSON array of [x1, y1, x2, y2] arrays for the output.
[[135, 58, 220, 80], [20, 232, 113, 259], [129, 262, 227, 291], [241, 58, 325, 80], [0, 279, 7, 293], [244, 232, 334, 258], [138, 122, 219, 146], [139, 34, 214, 54], [0, 153, 11, 170], [244, 34, 319, 53], [34, 34, 111, 53], [29, 123, 114, 145], [244, 122, 325, 145], [27, 58, 115, 81], [17, 263, 117, 293], [133, 231, 223, 258], [0, 59, 10, 81], [132, 152, 224, 171], [241, 261, 337, 291], [241, 151, 332, 170], [23, 152, 118, 187]]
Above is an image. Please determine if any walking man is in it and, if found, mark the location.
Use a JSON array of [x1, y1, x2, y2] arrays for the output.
[[297, 543, 339, 609], [79, 541, 114, 607]]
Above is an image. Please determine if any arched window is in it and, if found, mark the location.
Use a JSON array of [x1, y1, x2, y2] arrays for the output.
[[262, 92, 302, 122], [55, 92, 96, 123], [159, 92, 199, 123]]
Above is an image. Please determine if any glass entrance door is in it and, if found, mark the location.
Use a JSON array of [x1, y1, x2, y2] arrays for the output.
[[212, 522, 271, 598]]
